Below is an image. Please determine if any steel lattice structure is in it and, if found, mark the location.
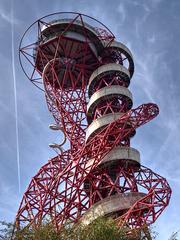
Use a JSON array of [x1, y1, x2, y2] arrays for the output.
[[16, 12, 171, 238]]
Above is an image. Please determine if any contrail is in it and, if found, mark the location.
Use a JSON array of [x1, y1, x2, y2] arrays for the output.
[[11, 1, 21, 193]]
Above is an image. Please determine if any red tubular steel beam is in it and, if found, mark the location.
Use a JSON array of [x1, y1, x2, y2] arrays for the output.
[[16, 12, 171, 237]]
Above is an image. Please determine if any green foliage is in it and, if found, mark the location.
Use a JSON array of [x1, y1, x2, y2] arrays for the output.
[[168, 232, 179, 240], [0, 221, 14, 240], [0, 218, 178, 240], [76, 217, 127, 240], [0, 217, 127, 240]]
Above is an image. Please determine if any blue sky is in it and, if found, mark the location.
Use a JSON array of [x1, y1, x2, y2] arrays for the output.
[[0, 0, 180, 239]]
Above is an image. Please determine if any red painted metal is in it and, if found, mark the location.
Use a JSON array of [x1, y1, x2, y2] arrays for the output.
[[16, 12, 171, 234]]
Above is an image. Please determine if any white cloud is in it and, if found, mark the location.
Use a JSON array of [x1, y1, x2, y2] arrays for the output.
[[148, 34, 156, 44], [117, 3, 126, 24], [0, 7, 19, 25]]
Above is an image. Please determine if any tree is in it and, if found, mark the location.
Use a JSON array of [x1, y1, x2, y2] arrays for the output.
[[0, 218, 127, 240], [0, 219, 178, 240], [168, 232, 179, 240]]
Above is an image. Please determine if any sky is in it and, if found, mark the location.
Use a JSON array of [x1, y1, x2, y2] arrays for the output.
[[0, 0, 180, 239]]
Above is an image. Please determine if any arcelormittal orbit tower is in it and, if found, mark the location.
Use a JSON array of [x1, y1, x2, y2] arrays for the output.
[[16, 12, 171, 238]]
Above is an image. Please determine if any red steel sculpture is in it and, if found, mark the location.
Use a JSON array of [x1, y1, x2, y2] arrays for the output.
[[16, 12, 171, 235]]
